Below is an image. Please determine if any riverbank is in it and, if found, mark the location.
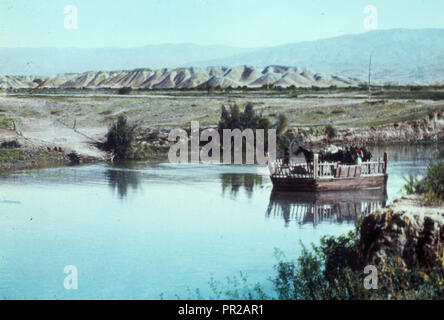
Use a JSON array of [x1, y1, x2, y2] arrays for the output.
[[297, 109, 444, 146], [0, 148, 67, 173], [0, 147, 102, 174], [0, 124, 442, 174], [360, 195, 444, 269], [1, 90, 443, 172]]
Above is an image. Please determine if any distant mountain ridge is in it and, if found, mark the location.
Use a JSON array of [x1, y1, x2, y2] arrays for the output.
[[0, 44, 252, 77], [1, 29, 444, 84], [0, 66, 360, 89], [189, 29, 444, 84]]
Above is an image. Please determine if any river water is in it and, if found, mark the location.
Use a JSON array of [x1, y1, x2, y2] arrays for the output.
[[0, 143, 441, 299]]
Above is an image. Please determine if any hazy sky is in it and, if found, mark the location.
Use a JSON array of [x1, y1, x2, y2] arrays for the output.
[[1, 0, 444, 48]]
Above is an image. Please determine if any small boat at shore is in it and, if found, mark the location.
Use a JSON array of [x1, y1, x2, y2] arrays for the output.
[[267, 153, 388, 192]]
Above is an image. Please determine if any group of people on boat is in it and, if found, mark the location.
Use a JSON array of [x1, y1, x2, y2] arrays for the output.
[[282, 145, 368, 166]]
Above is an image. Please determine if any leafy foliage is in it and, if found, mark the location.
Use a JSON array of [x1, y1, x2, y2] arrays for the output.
[[104, 116, 136, 160], [276, 131, 304, 152], [218, 103, 269, 132], [217, 104, 274, 155], [423, 161, 444, 205], [272, 230, 444, 300], [275, 114, 288, 136], [403, 174, 423, 195], [403, 160, 444, 205]]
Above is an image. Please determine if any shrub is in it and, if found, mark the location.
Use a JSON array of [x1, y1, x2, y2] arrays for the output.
[[273, 230, 365, 300], [403, 174, 423, 195], [67, 152, 81, 165], [218, 103, 271, 132], [403, 161, 444, 205], [423, 161, 444, 205], [117, 87, 132, 95], [276, 131, 304, 152], [104, 116, 136, 160], [272, 229, 444, 300], [325, 125, 337, 139], [275, 114, 288, 136]]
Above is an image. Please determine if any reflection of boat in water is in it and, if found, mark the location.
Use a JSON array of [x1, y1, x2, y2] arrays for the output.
[[266, 189, 387, 227], [267, 153, 388, 192]]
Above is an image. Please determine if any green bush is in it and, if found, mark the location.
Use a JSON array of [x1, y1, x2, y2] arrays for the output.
[[104, 116, 136, 160], [423, 161, 444, 205], [403, 174, 423, 195], [273, 230, 365, 300], [276, 131, 304, 152], [272, 230, 444, 300], [402, 160, 444, 204]]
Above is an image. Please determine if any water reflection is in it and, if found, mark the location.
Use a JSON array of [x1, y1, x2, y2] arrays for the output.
[[266, 190, 387, 227], [220, 173, 263, 199], [106, 165, 140, 199]]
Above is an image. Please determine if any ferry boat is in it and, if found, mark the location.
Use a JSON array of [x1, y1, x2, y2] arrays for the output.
[[267, 153, 388, 192]]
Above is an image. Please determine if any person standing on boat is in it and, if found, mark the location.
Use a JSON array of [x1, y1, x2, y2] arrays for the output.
[[355, 146, 364, 165], [283, 148, 290, 166]]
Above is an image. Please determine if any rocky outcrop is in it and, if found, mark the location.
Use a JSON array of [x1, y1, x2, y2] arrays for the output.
[[0, 66, 360, 89], [359, 196, 444, 269]]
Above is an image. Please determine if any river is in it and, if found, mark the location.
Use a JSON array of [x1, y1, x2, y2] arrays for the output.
[[0, 143, 441, 299]]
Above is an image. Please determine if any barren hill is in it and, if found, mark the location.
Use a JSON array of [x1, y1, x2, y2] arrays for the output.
[[0, 66, 360, 90]]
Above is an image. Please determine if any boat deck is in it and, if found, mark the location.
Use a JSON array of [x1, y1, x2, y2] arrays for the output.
[[268, 153, 388, 192]]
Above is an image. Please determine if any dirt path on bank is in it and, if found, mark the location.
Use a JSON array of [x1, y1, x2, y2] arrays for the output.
[[1, 118, 109, 159]]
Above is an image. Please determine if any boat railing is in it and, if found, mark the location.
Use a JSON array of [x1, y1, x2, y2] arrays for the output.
[[270, 153, 388, 179]]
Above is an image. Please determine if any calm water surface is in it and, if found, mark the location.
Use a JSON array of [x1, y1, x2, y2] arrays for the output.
[[0, 144, 441, 299]]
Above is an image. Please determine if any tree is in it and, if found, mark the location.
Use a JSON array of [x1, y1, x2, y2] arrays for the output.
[[275, 114, 288, 136], [105, 116, 136, 160], [257, 116, 271, 131], [241, 103, 258, 130], [230, 105, 242, 129], [218, 105, 231, 130]]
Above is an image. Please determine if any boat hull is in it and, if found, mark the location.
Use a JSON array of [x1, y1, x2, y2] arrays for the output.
[[270, 174, 388, 192]]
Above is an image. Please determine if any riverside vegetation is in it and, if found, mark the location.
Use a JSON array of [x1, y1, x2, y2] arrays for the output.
[[102, 103, 306, 162], [404, 153, 444, 205]]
